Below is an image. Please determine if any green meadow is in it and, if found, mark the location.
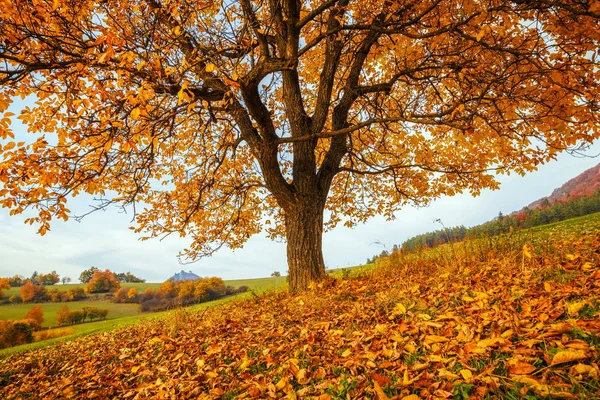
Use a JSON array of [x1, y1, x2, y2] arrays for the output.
[[0, 275, 287, 356]]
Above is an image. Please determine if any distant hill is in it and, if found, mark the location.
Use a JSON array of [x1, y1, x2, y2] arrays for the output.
[[168, 270, 200, 281], [523, 162, 600, 210], [375, 162, 600, 258]]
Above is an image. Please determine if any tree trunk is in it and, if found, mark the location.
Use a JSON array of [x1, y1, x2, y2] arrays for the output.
[[285, 201, 327, 293]]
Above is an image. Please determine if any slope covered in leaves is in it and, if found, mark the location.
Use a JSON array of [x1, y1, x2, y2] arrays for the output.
[[1, 217, 600, 399]]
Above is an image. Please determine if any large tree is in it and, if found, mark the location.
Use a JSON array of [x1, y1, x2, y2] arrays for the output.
[[0, 0, 599, 291]]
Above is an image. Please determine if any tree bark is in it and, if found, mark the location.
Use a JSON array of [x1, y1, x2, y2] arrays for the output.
[[285, 200, 327, 292]]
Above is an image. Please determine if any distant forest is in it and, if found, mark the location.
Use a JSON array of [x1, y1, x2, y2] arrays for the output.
[[367, 188, 600, 263]]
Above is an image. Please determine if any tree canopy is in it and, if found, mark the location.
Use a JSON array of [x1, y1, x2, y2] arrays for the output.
[[0, 0, 599, 291]]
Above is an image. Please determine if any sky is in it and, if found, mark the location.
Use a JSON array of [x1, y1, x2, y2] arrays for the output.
[[1, 97, 600, 283]]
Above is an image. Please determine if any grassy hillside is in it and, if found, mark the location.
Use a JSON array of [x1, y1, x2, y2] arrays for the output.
[[0, 276, 287, 356], [1, 214, 599, 398]]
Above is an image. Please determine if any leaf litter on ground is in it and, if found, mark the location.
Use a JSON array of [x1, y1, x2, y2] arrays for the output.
[[1, 216, 600, 399]]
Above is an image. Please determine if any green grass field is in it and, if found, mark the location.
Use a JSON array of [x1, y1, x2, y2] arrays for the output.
[[0, 300, 140, 327], [0, 275, 288, 356]]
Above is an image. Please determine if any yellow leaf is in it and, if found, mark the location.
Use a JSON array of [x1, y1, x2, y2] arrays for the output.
[[438, 368, 459, 380], [417, 313, 432, 321], [341, 349, 352, 357], [401, 395, 420, 400], [402, 369, 411, 385], [205, 371, 218, 378], [404, 343, 417, 353], [130, 107, 141, 120], [239, 358, 252, 370], [373, 380, 390, 400], [425, 335, 449, 344], [131, 365, 140, 374], [567, 301, 586, 316], [582, 262, 593, 270], [543, 282, 552, 292], [205, 63, 216, 73], [551, 350, 586, 366], [523, 244, 533, 259], [295, 368, 309, 384], [459, 369, 472, 381], [177, 82, 190, 104], [392, 302, 407, 315], [569, 363, 599, 378], [375, 324, 388, 335], [275, 377, 287, 391], [565, 253, 577, 261]]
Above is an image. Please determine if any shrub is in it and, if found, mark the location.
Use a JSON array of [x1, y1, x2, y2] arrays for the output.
[[33, 327, 75, 342], [0, 320, 35, 349], [236, 286, 249, 294], [24, 306, 44, 328], [113, 287, 129, 303], [127, 287, 138, 300], [19, 282, 49, 303], [85, 307, 109, 321], [86, 270, 120, 293], [0, 278, 10, 298], [139, 298, 171, 312], [19, 282, 36, 303], [68, 310, 85, 324], [8, 295, 19, 304], [66, 287, 86, 301], [56, 305, 70, 325]]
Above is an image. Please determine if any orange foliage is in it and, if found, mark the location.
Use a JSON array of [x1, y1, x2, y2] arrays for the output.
[[0, 1, 599, 291], [0, 278, 9, 298], [86, 270, 120, 293], [19, 282, 37, 303], [24, 305, 44, 328]]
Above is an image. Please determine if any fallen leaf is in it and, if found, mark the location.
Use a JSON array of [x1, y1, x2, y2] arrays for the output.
[[551, 350, 586, 366], [373, 380, 390, 400]]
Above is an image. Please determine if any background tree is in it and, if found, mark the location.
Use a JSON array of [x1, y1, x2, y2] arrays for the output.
[[0, 278, 9, 298], [61, 277, 72, 285], [24, 305, 44, 329], [86, 270, 121, 293], [0, 1, 599, 292], [40, 271, 60, 286], [7, 275, 24, 287], [19, 282, 49, 303], [56, 305, 70, 326], [79, 267, 99, 284], [271, 271, 281, 277], [30, 272, 40, 286], [19, 282, 37, 303], [115, 272, 146, 283]]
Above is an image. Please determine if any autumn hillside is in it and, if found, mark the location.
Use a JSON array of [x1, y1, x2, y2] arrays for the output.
[[524, 163, 600, 210], [1, 214, 600, 399]]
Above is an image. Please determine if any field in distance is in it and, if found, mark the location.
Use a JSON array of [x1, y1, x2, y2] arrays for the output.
[[0, 275, 287, 356]]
